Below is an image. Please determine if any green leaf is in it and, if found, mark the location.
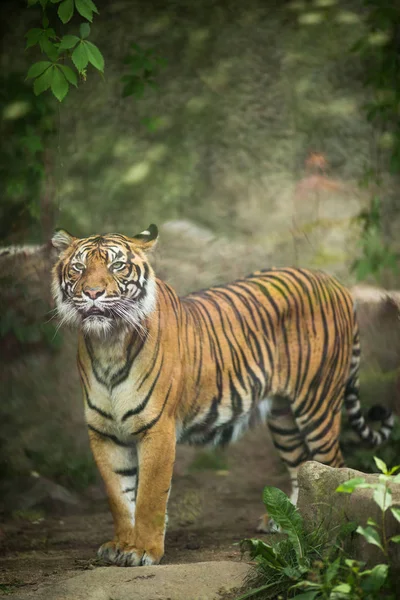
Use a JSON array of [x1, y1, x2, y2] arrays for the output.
[[393, 473, 400, 483], [240, 538, 286, 570], [40, 37, 58, 61], [84, 41, 104, 71], [373, 484, 392, 512], [282, 565, 306, 579], [388, 465, 400, 476], [336, 477, 367, 493], [236, 581, 286, 600], [25, 28, 43, 49], [42, 14, 49, 28], [390, 507, 400, 523], [44, 27, 57, 40], [122, 78, 145, 98], [290, 592, 319, 600], [58, 64, 78, 86], [332, 583, 351, 594], [79, 22, 90, 38], [361, 564, 388, 593], [58, 0, 74, 23], [390, 535, 400, 543], [262, 487, 304, 559], [58, 35, 80, 51], [345, 558, 361, 568], [51, 67, 69, 101], [21, 133, 43, 154], [26, 61, 52, 79], [356, 526, 384, 551], [326, 557, 341, 584], [72, 42, 89, 71], [75, 0, 94, 21], [367, 517, 378, 527], [83, 0, 98, 13], [374, 456, 388, 474], [33, 67, 54, 95], [332, 583, 351, 593]]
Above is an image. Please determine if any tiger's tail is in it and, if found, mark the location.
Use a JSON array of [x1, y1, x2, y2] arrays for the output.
[[344, 317, 394, 447]]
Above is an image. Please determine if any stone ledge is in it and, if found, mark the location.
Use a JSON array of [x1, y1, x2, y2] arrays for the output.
[[10, 560, 252, 600]]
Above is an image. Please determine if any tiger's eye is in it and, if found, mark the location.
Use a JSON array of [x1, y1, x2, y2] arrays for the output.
[[72, 262, 85, 272], [111, 261, 125, 271]]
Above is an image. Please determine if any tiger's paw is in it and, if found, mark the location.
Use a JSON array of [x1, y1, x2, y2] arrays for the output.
[[97, 540, 163, 567], [256, 514, 281, 534]]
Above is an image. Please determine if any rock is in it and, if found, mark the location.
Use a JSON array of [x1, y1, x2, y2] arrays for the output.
[[2, 474, 80, 515], [9, 561, 252, 600], [297, 461, 400, 567]]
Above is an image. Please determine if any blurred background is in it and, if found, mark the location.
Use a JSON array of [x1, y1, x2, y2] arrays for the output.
[[1, 0, 400, 589]]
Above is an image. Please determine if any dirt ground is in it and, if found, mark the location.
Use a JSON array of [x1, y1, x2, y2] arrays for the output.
[[0, 428, 287, 597]]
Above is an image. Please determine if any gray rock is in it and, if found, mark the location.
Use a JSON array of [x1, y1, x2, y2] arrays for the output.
[[10, 561, 252, 600], [2, 474, 80, 513], [297, 461, 400, 567]]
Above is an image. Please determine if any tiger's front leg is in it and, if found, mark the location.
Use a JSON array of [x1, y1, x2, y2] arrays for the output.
[[90, 420, 176, 567], [88, 429, 140, 566], [132, 419, 176, 566]]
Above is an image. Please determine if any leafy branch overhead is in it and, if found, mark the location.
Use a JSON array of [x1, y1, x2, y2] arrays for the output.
[[121, 43, 167, 99], [25, 0, 104, 101]]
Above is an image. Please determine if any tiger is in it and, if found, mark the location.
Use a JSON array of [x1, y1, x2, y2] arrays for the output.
[[51, 224, 394, 567]]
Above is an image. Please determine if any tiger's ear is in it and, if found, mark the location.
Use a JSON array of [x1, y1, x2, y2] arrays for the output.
[[131, 224, 158, 252], [51, 229, 76, 254]]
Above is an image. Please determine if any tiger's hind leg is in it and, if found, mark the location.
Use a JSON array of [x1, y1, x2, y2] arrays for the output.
[[257, 398, 310, 533], [295, 400, 345, 470]]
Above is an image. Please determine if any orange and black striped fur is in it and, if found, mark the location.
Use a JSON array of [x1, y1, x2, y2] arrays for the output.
[[51, 224, 394, 567]]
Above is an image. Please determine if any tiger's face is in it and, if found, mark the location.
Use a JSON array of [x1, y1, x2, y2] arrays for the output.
[[51, 225, 158, 336]]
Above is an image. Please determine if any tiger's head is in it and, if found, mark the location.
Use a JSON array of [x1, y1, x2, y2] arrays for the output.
[[51, 225, 158, 336]]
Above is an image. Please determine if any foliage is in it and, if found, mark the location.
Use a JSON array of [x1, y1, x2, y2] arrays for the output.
[[0, 74, 55, 244], [24, 446, 97, 491], [238, 487, 350, 599], [0, 273, 61, 352], [351, 1, 400, 176], [336, 456, 400, 558], [25, 0, 103, 101], [238, 458, 400, 599], [25, 0, 167, 110], [121, 43, 167, 100], [350, 1, 400, 283], [351, 195, 398, 283]]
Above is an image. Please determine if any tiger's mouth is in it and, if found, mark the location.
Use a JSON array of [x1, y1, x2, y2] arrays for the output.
[[80, 306, 112, 319]]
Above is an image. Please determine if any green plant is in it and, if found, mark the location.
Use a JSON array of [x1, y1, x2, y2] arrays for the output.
[[25, 0, 103, 101], [351, 195, 398, 282], [350, 1, 400, 283], [24, 446, 98, 491], [121, 43, 167, 100], [0, 275, 61, 351], [336, 457, 400, 558], [238, 457, 400, 599], [238, 487, 340, 599], [0, 73, 55, 244]]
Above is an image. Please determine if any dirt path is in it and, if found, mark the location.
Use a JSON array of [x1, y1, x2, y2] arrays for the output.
[[0, 428, 287, 596]]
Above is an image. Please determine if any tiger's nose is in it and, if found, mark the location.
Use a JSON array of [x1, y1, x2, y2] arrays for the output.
[[83, 286, 105, 300]]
